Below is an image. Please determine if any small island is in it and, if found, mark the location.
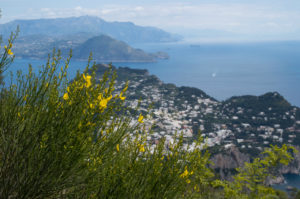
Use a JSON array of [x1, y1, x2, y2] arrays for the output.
[[12, 34, 169, 62]]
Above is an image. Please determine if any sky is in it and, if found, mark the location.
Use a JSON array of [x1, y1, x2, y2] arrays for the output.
[[1, 0, 300, 42]]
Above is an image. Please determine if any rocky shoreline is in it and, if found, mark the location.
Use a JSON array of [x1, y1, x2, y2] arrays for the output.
[[210, 145, 300, 185]]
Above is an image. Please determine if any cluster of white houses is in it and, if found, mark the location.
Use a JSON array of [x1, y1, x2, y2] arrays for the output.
[[113, 74, 300, 152]]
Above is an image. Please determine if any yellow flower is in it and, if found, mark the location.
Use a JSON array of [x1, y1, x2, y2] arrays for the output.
[[116, 144, 120, 152], [99, 98, 108, 109], [77, 83, 84, 90], [97, 94, 103, 101], [7, 49, 13, 55], [107, 95, 112, 101], [180, 167, 189, 178], [85, 79, 92, 88], [87, 122, 95, 127], [186, 179, 191, 184], [89, 103, 95, 109], [138, 114, 144, 123], [139, 145, 145, 152], [119, 92, 126, 101], [83, 74, 92, 88], [63, 93, 69, 100], [194, 185, 198, 191]]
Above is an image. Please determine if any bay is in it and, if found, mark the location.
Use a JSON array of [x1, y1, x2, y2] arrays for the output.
[[5, 41, 300, 107], [125, 41, 300, 107]]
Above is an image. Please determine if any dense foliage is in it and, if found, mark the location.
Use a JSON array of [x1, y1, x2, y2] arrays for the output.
[[0, 31, 298, 199]]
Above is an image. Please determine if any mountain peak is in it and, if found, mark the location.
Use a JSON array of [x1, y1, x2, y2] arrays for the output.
[[72, 34, 156, 62]]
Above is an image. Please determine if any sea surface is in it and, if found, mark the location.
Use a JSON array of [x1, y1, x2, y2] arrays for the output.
[[129, 41, 300, 107], [5, 41, 300, 108], [272, 174, 300, 191]]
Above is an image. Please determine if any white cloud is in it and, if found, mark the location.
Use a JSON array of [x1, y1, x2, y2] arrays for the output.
[[37, 7, 100, 18], [84, 3, 300, 35], [101, 8, 121, 15], [3, 2, 300, 40]]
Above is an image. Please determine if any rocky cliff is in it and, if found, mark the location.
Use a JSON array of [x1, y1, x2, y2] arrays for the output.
[[210, 146, 250, 180], [210, 145, 300, 184]]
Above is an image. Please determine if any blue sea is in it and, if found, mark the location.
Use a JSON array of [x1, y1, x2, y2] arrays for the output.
[[273, 174, 300, 191], [5, 41, 300, 107], [128, 41, 300, 107]]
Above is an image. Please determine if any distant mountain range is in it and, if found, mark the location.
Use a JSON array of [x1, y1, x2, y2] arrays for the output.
[[0, 16, 182, 44], [1, 16, 174, 61]]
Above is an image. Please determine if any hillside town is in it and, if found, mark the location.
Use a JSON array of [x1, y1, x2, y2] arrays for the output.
[[96, 64, 300, 156]]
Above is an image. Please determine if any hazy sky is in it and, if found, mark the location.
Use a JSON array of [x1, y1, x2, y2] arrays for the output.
[[1, 0, 300, 41]]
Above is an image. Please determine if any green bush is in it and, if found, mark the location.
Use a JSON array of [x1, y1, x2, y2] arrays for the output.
[[0, 34, 215, 198], [0, 32, 297, 199], [295, 190, 300, 199]]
